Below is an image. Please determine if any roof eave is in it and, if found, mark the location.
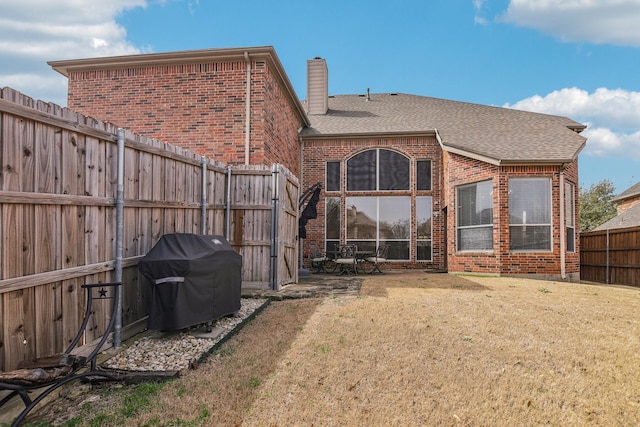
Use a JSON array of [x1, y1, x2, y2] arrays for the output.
[[48, 46, 276, 76], [613, 191, 640, 202], [435, 128, 501, 166], [436, 129, 587, 167], [299, 129, 437, 140]]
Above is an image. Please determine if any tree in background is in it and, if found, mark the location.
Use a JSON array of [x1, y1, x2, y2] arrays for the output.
[[579, 179, 618, 232]]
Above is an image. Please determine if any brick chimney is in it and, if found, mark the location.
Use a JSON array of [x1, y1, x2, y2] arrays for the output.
[[306, 57, 328, 115]]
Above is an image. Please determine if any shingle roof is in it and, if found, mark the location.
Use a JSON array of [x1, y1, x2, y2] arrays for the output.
[[300, 93, 586, 164], [612, 182, 640, 202], [593, 203, 640, 231]]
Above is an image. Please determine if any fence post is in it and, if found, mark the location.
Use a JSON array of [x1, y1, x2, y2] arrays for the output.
[[114, 128, 125, 348], [200, 156, 207, 235], [225, 167, 232, 241], [270, 164, 280, 290]]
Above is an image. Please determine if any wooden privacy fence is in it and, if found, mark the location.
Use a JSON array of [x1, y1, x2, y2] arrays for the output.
[[580, 226, 640, 287], [0, 87, 299, 371]]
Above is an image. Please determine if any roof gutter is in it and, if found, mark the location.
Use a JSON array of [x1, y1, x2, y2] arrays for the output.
[[301, 129, 437, 141]]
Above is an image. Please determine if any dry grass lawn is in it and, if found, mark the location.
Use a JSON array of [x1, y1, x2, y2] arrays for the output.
[[24, 272, 640, 426]]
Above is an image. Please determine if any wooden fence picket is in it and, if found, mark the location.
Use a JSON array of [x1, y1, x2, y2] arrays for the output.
[[0, 88, 299, 371]]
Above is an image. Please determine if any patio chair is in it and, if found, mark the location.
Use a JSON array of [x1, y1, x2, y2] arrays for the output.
[[360, 244, 390, 274], [309, 245, 338, 274], [0, 282, 122, 426], [334, 244, 358, 275]]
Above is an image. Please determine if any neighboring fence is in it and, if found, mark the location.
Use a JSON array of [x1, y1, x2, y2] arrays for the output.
[[0, 87, 298, 371], [580, 226, 640, 287]]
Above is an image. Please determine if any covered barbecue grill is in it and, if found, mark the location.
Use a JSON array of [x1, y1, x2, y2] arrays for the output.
[[138, 233, 242, 331]]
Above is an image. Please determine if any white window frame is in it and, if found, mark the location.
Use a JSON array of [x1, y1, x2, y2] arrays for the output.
[[416, 196, 433, 261], [565, 181, 576, 253], [345, 196, 411, 261], [509, 177, 553, 252], [456, 180, 494, 252]]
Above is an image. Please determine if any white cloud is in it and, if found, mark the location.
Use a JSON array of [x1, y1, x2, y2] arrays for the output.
[[500, 0, 640, 47], [0, 0, 147, 105], [505, 88, 640, 161], [473, 0, 489, 25]]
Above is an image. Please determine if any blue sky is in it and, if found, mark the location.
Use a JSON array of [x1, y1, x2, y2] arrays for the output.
[[1, 0, 639, 193]]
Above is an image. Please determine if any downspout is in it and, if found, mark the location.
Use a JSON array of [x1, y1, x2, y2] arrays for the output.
[[298, 133, 304, 272], [225, 167, 232, 241], [559, 171, 566, 280], [114, 128, 125, 348], [200, 156, 207, 235], [244, 52, 251, 165]]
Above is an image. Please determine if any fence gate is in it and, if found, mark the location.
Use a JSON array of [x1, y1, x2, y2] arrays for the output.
[[272, 164, 299, 289]]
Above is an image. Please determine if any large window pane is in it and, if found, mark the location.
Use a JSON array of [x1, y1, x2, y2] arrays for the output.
[[509, 178, 551, 225], [458, 180, 493, 227], [347, 151, 376, 191], [346, 149, 410, 191], [346, 196, 410, 260], [346, 197, 377, 239], [379, 196, 410, 239], [456, 180, 493, 251], [509, 178, 551, 251], [379, 150, 410, 190]]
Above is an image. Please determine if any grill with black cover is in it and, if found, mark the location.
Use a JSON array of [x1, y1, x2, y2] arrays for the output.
[[139, 234, 242, 331]]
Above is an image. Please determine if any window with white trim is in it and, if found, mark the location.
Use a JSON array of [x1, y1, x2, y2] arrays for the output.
[[325, 197, 341, 254], [326, 162, 340, 192], [565, 181, 576, 253], [346, 149, 410, 191], [416, 196, 433, 260], [509, 178, 552, 251], [346, 196, 410, 260], [456, 180, 494, 251], [417, 160, 432, 191]]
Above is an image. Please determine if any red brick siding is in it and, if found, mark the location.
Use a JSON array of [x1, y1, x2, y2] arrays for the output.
[[66, 60, 302, 174], [446, 153, 580, 279], [444, 153, 501, 274], [300, 135, 445, 269], [617, 197, 640, 215], [261, 64, 302, 176]]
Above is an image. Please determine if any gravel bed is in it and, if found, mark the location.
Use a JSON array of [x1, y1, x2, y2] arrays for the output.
[[103, 298, 267, 372]]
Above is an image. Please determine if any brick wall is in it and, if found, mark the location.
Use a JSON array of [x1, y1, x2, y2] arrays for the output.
[[300, 135, 445, 269], [262, 65, 303, 174], [445, 153, 580, 280], [66, 59, 303, 176], [617, 196, 640, 215], [444, 153, 501, 274]]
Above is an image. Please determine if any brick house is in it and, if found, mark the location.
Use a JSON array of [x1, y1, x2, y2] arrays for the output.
[[50, 46, 309, 175], [594, 182, 640, 231], [50, 46, 586, 281]]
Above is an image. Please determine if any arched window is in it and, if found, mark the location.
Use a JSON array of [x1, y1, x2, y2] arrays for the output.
[[346, 149, 409, 191]]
